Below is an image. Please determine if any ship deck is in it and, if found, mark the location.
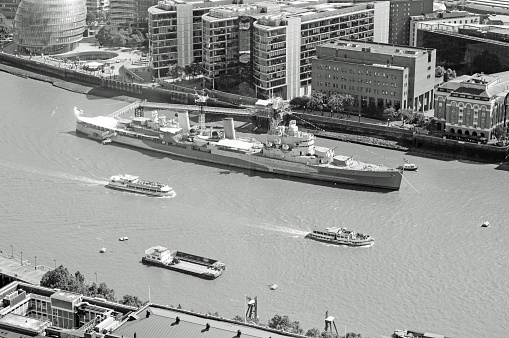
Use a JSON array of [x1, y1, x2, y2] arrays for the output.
[[173, 261, 221, 277]]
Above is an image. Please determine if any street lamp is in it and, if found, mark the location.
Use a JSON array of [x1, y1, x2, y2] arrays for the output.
[[387, 119, 390, 126], [54, 259, 56, 269], [10, 245, 13, 258], [94, 272, 97, 284], [358, 114, 361, 122], [20, 251, 23, 265], [35, 256, 37, 270]]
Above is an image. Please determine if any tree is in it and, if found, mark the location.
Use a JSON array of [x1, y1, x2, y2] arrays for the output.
[[95, 24, 145, 48], [305, 328, 321, 337], [435, 65, 445, 78], [0, 13, 12, 40], [40, 265, 72, 289], [309, 90, 327, 112], [184, 65, 193, 79], [290, 96, 310, 110], [168, 64, 184, 80], [494, 125, 507, 140], [267, 314, 304, 335], [472, 51, 502, 75], [232, 315, 244, 322], [382, 107, 397, 120], [444, 68, 457, 82], [119, 294, 146, 308], [96, 282, 116, 301], [86, 12, 97, 28]]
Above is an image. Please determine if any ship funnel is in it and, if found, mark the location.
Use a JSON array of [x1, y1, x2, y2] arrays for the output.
[[223, 118, 236, 140], [178, 111, 191, 132]]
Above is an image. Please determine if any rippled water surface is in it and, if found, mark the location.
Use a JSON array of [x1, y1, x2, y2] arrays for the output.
[[1, 72, 508, 338]]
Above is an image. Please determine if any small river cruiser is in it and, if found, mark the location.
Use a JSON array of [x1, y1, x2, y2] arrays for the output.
[[306, 227, 374, 247], [397, 163, 418, 171], [106, 174, 175, 197]]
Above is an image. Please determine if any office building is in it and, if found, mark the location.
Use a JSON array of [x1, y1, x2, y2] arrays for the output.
[[312, 40, 436, 112], [388, 0, 433, 45], [12, 0, 86, 54], [434, 72, 509, 140]]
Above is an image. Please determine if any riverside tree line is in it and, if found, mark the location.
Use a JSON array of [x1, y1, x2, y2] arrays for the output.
[[40, 266, 366, 338]]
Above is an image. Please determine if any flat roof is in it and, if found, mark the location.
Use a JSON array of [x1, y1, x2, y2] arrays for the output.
[[113, 304, 308, 338], [50, 290, 82, 303], [320, 39, 431, 56], [0, 313, 47, 331]]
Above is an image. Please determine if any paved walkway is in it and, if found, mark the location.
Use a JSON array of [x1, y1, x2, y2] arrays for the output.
[[0, 254, 51, 285]]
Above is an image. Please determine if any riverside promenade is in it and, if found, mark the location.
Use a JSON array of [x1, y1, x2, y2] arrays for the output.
[[0, 253, 50, 286]]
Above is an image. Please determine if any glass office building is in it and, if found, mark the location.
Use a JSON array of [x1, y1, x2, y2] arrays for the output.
[[13, 0, 86, 54]]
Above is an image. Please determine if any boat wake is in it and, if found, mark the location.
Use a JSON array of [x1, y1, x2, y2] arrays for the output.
[[255, 224, 308, 237], [0, 160, 108, 185]]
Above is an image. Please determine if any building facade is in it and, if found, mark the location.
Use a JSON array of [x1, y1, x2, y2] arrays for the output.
[[409, 11, 481, 47], [388, 0, 433, 45], [0, 0, 21, 21], [312, 40, 436, 112], [12, 0, 86, 54], [86, 0, 109, 17], [148, 0, 390, 99], [148, 0, 239, 79], [434, 72, 509, 140]]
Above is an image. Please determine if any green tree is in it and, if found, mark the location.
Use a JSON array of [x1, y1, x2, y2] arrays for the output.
[[168, 64, 184, 80], [119, 294, 146, 308], [96, 282, 116, 301], [382, 107, 397, 120]]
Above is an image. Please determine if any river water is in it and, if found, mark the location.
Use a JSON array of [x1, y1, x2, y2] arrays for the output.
[[0, 71, 508, 338]]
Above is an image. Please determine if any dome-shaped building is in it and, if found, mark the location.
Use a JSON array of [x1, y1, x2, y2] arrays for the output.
[[13, 0, 86, 54]]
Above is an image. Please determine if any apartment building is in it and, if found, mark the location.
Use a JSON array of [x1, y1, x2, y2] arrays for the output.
[[148, 0, 246, 79], [312, 40, 436, 112], [86, 0, 109, 16], [388, 0, 433, 45], [434, 72, 509, 140]]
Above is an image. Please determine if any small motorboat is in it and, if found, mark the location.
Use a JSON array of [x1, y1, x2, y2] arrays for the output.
[[482, 221, 490, 228], [100, 248, 107, 253], [119, 237, 129, 241], [269, 284, 278, 290], [397, 163, 418, 171]]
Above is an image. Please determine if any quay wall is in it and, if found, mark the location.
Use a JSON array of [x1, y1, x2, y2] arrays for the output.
[[2, 52, 508, 163]]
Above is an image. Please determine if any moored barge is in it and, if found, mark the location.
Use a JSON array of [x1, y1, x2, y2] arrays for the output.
[[141, 246, 225, 280]]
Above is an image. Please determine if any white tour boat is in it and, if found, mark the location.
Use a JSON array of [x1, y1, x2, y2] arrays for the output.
[[106, 174, 175, 197], [306, 227, 374, 247]]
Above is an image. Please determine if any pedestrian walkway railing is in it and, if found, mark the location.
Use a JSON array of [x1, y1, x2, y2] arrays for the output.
[[108, 101, 142, 119]]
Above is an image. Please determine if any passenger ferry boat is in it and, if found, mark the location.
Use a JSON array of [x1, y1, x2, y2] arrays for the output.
[[106, 174, 175, 197], [306, 227, 374, 247], [141, 246, 226, 280]]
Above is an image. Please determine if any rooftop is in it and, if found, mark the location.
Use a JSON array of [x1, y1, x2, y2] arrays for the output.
[[113, 304, 306, 338], [320, 40, 431, 57]]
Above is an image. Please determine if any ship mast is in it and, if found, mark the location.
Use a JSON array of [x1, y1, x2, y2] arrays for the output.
[[268, 96, 292, 134], [194, 88, 209, 130]]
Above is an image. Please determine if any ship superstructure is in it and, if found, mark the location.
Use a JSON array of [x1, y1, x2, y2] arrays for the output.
[[75, 99, 402, 190]]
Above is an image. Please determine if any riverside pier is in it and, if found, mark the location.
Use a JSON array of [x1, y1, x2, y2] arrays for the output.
[[0, 254, 50, 286]]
